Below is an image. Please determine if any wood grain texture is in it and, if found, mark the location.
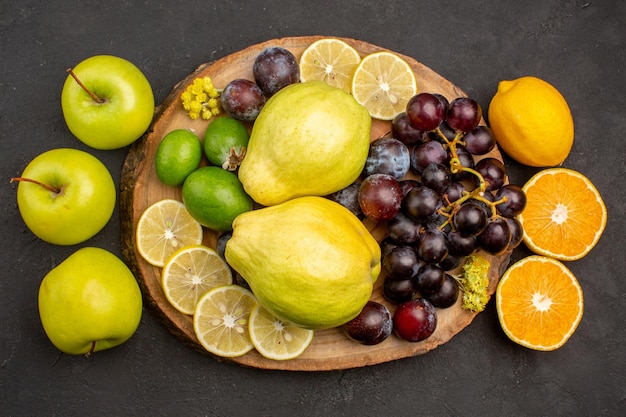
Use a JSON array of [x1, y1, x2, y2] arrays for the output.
[[120, 36, 510, 371]]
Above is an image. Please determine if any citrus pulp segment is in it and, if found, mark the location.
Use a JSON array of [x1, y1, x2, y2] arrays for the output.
[[249, 304, 314, 360], [162, 245, 233, 315], [136, 199, 204, 267], [193, 285, 258, 358], [299, 38, 361, 93], [496, 256, 584, 351], [518, 168, 607, 261], [351, 51, 417, 120]]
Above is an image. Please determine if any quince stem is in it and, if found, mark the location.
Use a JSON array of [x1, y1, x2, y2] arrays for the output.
[[84, 341, 96, 359], [10, 177, 60, 194], [66, 68, 105, 104]]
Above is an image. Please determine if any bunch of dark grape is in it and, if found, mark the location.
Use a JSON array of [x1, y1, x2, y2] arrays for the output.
[[337, 92, 527, 345]]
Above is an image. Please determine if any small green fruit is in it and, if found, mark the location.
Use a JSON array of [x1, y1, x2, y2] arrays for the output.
[[203, 116, 249, 170], [155, 129, 202, 186]]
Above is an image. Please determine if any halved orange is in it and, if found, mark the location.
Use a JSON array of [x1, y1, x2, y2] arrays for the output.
[[518, 168, 607, 261], [496, 256, 584, 351]]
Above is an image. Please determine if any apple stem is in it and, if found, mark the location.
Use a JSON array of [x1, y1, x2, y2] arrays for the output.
[[66, 68, 105, 104], [84, 341, 96, 359], [10, 177, 60, 194]]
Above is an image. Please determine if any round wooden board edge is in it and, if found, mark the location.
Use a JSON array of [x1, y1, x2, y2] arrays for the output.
[[120, 35, 511, 371]]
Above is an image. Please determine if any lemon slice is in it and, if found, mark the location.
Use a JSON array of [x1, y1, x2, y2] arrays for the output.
[[193, 285, 258, 358], [248, 304, 314, 360], [162, 245, 233, 315], [299, 38, 361, 93], [136, 199, 204, 267], [351, 51, 417, 120]]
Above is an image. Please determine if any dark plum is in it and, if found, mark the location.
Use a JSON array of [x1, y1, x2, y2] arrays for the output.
[[220, 79, 266, 121], [358, 174, 403, 222], [363, 137, 410, 179], [327, 182, 362, 217], [343, 301, 393, 345], [393, 298, 437, 342], [253, 47, 300, 96]]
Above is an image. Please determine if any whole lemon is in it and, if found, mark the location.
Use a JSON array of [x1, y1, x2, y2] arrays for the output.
[[488, 76, 574, 167], [238, 81, 372, 206], [224, 196, 381, 330]]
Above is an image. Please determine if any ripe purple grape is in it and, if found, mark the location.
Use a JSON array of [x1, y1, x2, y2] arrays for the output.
[[447, 230, 479, 256], [410, 140, 449, 174], [363, 137, 410, 179], [463, 125, 496, 155], [506, 217, 524, 250], [343, 301, 393, 345], [402, 185, 441, 223], [495, 184, 527, 218], [220, 79, 266, 121], [392, 112, 427, 146], [427, 274, 459, 308], [253, 47, 300, 96], [421, 163, 451, 194], [393, 298, 437, 342], [474, 158, 507, 192], [478, 217, 512, 255], [453, 201, 488, 237], [383, 277, 418, 304], [406, 93, 446, 131], [387, 211, 422, 245], [383, 245, 420, 280], [415, 263, 445, 295], [445, 97, 482, 132], [416, 228, 449, 264], [358, 174, 403, 222]]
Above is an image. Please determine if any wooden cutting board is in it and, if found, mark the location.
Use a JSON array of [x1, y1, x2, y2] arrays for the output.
[[120, 36, 510, 371]]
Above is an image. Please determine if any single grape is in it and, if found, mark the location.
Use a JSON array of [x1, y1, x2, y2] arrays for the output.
[[439, 251, 464, 271], [445, 97, 482, 132], [343, 301, 393, 345], [416, 229, 449, 264], [358, 174, 403, 222], [495, 184, 527, 218], [410, 140, 449, 174], [415, 263, 445, 295], [474, 158, 507, 192], [392, 112, 427, 146], [406, 93, 446, 131], [402, 185, 441, 222], [506, 217, 524, 250], [421, 163, 451, 194], [443, 181, 467, 204], [253, 47, 300, 96], [380, 236, 401, 259], [327, 182, 362, 217], [447, 230, 479, 256], [363, 137, 410, 179], [399, 179, 420, 196], [387, 211, 423, 245], [383, 277, 418, 304], [393, 298, 437, 342], [478, 217, 512, 255], [383, 245, 420, 280], [453, 201, 488, 237], [220, 79, 266, 121], [427, 274, 459, 308], [463, 125, 496, 155]]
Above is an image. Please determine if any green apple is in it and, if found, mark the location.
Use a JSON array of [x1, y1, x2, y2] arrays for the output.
[[61, 55, 155, 150], [12, 148, 116, 245], [38, 247, 143, 356]]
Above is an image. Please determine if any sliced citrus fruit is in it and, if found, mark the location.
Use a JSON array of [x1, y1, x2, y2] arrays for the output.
[[351, 51, 417, 120], [162, 245, 233, 315], [518, 168, 607, 261], [249, 304, 314, 360], [136, 199, 204, 267], [193, 285, 258, 358], [299, 38, 361, 93], [496, 255, 584, 351]]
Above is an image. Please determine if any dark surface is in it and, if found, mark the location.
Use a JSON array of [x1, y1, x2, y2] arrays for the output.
[[1, 1, 624, 416]]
